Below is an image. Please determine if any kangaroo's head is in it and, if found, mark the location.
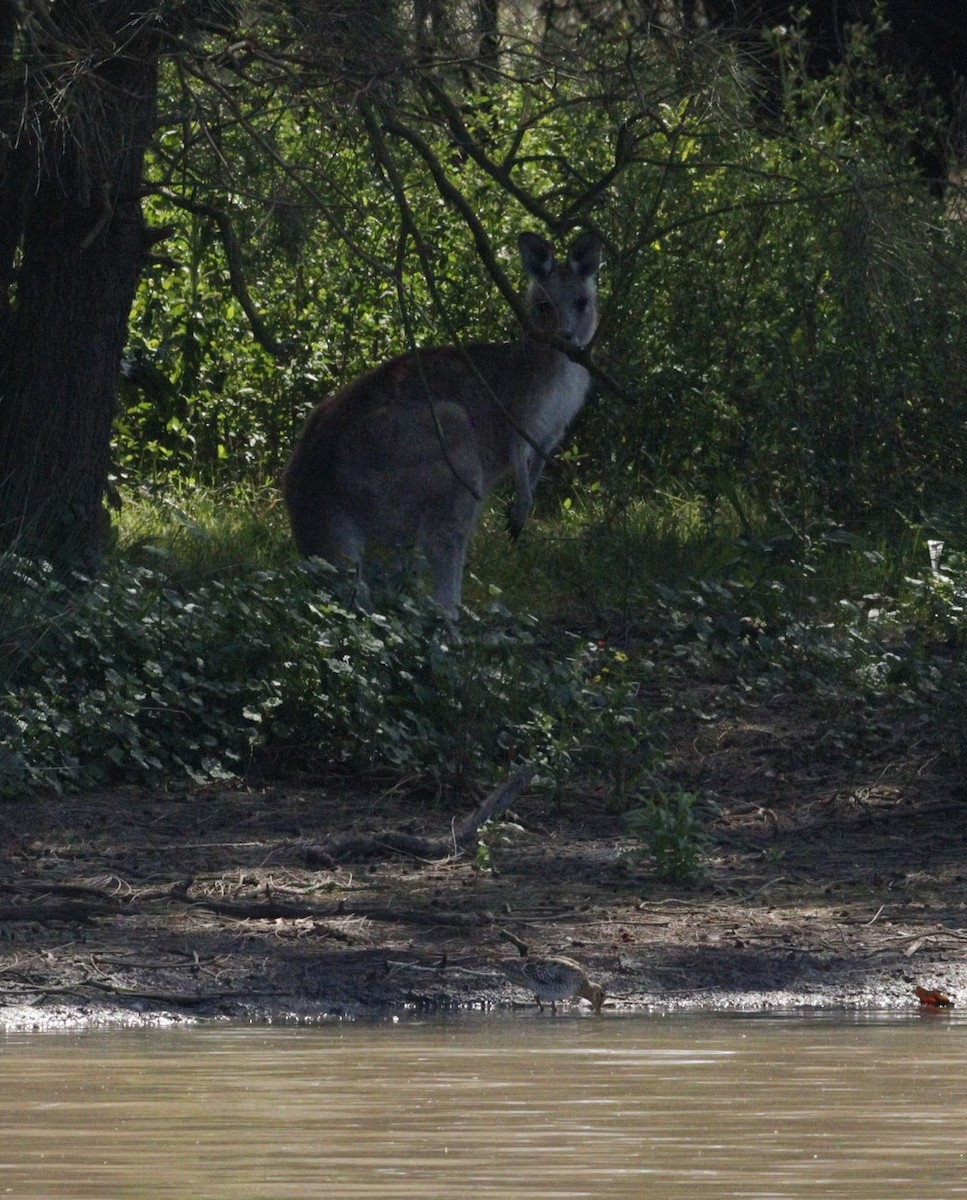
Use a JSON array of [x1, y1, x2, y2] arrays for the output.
[[519, 230, 603, 348]]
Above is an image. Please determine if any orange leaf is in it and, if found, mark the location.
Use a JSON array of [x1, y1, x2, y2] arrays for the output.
[[915, 986, 953, 1008]]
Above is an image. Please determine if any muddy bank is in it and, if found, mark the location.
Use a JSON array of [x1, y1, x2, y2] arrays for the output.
[[2, 708, 966, 1031]]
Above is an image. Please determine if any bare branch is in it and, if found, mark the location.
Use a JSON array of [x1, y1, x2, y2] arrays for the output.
[[154, 187, 288, 360], [376, 98, 528, 322]]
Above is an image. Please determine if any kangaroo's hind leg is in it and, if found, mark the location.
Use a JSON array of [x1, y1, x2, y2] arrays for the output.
[[423, 513, 478, 618], [416, 414, 485, 618], [292, 494, 371, 608], [322, 507, 374, 608]]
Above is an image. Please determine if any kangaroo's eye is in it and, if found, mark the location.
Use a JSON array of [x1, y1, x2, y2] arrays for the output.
[[575, 298, 589, 313]]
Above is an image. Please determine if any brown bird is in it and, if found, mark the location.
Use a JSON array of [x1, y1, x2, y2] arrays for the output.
[[499, 955, 605, 1013]]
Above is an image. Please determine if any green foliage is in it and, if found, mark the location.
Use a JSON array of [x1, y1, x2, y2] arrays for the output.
[[564, 640, 653, 802], [595, 18, 967, 536], [115, 12, 967, 552], [0, 553, 655, 798], [624, 791, 707, 886], [473, 826, 495, 873]]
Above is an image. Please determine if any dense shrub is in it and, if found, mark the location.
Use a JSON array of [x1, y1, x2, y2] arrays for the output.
[[0, 558, 653, 797]]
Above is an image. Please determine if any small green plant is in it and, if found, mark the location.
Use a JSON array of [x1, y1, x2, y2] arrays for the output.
[[624, 790, 706, 885], [473, 818, 499, 873]]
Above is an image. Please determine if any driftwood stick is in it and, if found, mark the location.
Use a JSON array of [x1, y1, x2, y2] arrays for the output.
[[497, 926, 530, 956], [450, 766, 535, 853], [305, 766, 536, 866]]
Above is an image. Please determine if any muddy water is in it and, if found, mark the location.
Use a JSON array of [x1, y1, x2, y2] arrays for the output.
[[2, 1011, 967, 1199]]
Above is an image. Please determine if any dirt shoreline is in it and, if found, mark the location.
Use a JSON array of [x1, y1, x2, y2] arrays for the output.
[[3, 692, 966, 1032]]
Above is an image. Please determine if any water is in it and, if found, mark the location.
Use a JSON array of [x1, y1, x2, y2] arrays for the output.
[[2, 1010, 966, 1198]]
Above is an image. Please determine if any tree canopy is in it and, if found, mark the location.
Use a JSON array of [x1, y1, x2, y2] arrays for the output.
[[2, 0, 967, 570]]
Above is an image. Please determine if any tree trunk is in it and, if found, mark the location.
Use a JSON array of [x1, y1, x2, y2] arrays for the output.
[[0, 6, 159, 572]]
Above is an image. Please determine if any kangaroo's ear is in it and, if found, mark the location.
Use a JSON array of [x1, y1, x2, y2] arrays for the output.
[[567, 231, 603, 279], [518, 232, 555, 280]]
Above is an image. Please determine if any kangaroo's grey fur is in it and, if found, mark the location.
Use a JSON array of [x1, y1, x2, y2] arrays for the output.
[[283, 230, 603, 616]]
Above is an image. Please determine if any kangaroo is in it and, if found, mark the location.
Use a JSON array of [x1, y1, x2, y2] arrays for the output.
[[282, 230, 603, 616]]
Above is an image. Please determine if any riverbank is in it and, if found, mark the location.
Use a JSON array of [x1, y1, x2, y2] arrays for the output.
[[2, 687, 965, 1031]]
